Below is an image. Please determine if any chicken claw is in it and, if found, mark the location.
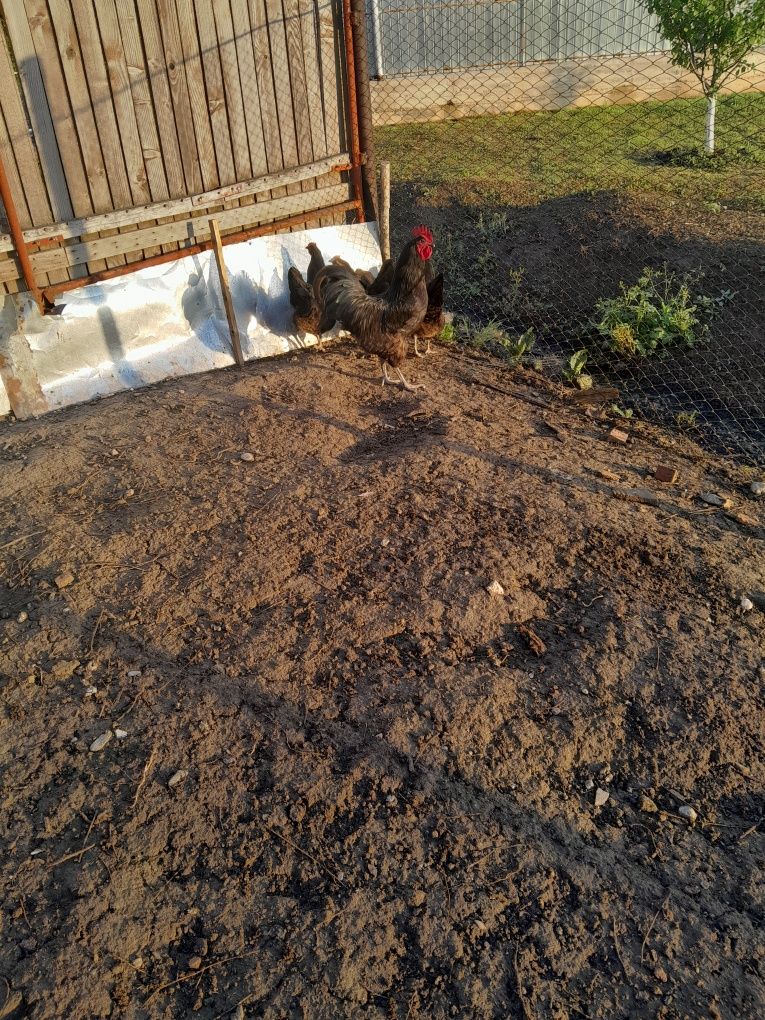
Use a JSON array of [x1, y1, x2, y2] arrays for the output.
[[393, 367, 426, 392], [414, 336, 433, 358], [380, 360, 425, 392]]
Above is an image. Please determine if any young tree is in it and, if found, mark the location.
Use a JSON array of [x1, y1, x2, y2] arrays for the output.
[[644, 0, 765, 154]]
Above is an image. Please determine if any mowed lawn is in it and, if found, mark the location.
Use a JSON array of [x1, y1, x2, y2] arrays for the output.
[[376, 93, 765, 210]]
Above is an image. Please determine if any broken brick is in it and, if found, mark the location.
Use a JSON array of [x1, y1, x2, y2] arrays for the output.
[[654, 465, 678, 484], [608, 427, 629, 444]]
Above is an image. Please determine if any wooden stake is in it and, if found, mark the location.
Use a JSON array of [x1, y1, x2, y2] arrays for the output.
[[378, 161, 390, 261], [208, 218, 244, 368]]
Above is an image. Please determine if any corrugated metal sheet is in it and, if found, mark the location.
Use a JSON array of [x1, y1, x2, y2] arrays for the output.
[[366, 0, 667, 76]]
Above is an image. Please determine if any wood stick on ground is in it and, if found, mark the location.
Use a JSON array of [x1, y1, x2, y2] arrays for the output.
[[132, 744, 159, 810], [0, 530, 45, 551], [378, 161, 390, 261], [47, 843, 96, 869], [209, 218, 244, 368], [146, 950, 260, 1005], [88, 609, 105, 657], [612, 917, 631, 981], [264, 826, 344, 885], [461, 372, 550, 410], [737, 816, 763, 843], [641, 896, 669, 964]]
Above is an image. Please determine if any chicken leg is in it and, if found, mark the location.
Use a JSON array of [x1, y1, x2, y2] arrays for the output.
[[414, 336, 433, 358], [381, 359, 426, 392]]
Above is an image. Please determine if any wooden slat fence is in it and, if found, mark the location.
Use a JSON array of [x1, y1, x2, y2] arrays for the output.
[[0, 0, 355, 296]]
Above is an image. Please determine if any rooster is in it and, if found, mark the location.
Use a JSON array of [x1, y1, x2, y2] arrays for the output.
[[313, 226, 434, 392], [361, 257, 443, 355], [287, 242, 326, 336]]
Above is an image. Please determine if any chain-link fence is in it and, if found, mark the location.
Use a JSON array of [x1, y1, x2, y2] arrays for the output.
[[366, 0, 765, 463]]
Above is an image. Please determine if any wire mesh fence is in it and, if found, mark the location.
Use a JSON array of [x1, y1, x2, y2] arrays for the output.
[[367, 0, 765, 464]]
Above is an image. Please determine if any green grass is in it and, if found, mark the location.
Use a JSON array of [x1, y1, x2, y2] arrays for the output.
[[377, 93, 765, 209]]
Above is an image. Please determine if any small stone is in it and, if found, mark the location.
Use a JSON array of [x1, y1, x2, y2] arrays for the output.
[[385, 794, 397, 807], [130, 956, 144, 971], [240, 452, 255, 462], [89, 731, 113, 752], [410, 889, 427, 907], [654, 965, 669, 983], [679, 805, 697, 823], [83, 686, 98, 698], [16, 611, 28, 623], [740, 596, 754, 612], [621, 486, 660, 506], [381, 538, 390, 547], [114, 728, 128, 740], [124, 488, 135, 498], [654, 465, 678, 483], [188, 956, 202, 971], [110, 449, 119, 456], [127, 669, 141, 678], [54, 571, 75, 589], [594, 787, 610, 807], [699, 492, 732, 509], [168, 769, 188, 788], [584, 778, 595, 792], [609, 427, 629, 444], [750, 481, 765, 497], [486, 580, 505, 597], [639, 795, 658, 813]]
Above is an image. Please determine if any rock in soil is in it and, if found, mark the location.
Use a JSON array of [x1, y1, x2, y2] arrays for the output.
[[594, 787, 610, 807], [750, 481, 765, 497], [54, 571, 75, 589], [679, 805, 698, 823], [89, 731, 113, 753], [699, 492, 732, 508], [486, 580, 505, 596], [168, 769, 188, 788]]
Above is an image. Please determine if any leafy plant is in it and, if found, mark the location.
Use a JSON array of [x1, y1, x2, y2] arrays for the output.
[[562, 349, 592, 389], [459, 319, 535, 364], [610, 403, 634, 419], [594, 268, 707, 358], [676, 409, 700, 429], [438, 321, 456, 344], [643, 0, 765, 154], [477, 211, 510, 236], [496, 327, 535, 365]]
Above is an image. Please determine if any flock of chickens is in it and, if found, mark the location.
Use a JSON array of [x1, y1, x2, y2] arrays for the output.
[[287, 226, 444, 392]]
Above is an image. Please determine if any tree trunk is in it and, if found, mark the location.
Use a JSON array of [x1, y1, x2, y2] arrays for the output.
[[705, 93, 717, 156]]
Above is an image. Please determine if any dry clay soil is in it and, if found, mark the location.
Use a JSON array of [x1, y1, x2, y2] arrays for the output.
[[0, 344, 763, 1020]]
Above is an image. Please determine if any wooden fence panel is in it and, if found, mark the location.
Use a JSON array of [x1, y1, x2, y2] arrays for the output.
[[0, 0, 356, 292]]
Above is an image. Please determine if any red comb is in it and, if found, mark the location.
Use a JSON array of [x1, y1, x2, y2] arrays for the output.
[[411, 225, 433, 244]]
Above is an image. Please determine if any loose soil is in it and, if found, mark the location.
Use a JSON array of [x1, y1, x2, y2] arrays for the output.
[[1, 346, 763, 1020]]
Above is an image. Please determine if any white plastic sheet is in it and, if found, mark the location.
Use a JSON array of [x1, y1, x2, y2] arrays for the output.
[[1, 222, 380, 417]]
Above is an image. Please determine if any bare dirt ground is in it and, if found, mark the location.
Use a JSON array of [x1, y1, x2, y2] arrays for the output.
[[1, 345, 763, 1020]]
